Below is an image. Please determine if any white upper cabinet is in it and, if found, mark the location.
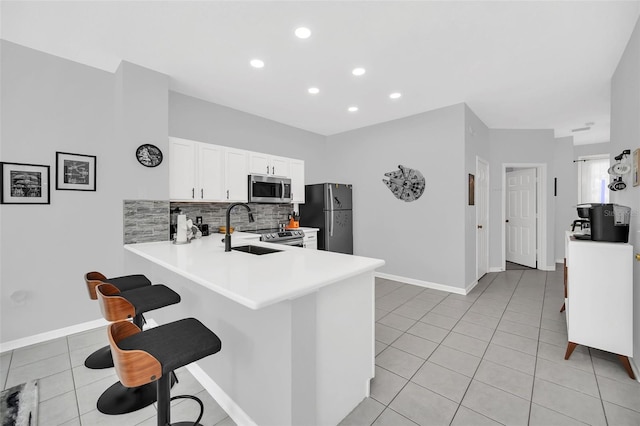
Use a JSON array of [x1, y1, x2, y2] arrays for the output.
[[290, 159, 305, 204], [170, 137, 303, 204], [224, 147, 249, 202], [169, 138, 198, 200], [198, 143, 224, 201], [249, 152, 290, 177]]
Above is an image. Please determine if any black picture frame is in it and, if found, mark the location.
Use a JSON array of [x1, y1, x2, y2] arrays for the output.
[[56, 151, 96, 191], [136, 144, 163, 168], [1, 161, 51, 204]]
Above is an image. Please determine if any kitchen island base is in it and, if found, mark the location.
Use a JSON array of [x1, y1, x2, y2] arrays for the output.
[[125, 249, 376, 426]]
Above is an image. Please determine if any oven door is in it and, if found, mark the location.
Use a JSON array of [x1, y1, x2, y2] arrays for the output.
[[268, 238, 304, 247], [249, 175, 292, 203]]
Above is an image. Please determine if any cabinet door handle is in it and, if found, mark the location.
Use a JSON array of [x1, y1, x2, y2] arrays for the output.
[[272, 166, 275, 174], [266, 165, 269, 174], [227, 190, 229, 199], [201, 189, 204, 199], [192, 188, 195, 199]]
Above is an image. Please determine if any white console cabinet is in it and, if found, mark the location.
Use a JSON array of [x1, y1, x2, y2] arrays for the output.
[[564, 233, 634, 379]]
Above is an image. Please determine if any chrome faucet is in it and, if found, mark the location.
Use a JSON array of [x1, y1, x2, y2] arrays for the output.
[[225, 203, 255, 252]]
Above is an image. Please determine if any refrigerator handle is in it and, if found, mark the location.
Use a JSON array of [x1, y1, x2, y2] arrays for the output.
[[329, 185, 334, 237]]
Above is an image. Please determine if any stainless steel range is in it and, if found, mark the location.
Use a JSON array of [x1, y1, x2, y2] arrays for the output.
[[248, 228, 305, 247]]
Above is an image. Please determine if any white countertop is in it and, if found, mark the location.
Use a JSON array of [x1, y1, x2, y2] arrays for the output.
[[124, 233, 384, 310]]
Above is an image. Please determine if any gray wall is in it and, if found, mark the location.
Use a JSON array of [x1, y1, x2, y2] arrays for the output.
[[574, 142, 611, 158], [609, 17, 639, 363], [488, 129, 557, 270], [168, 92, 327, 184], [324, 104, 468, 289], [553, 136, 577, 261], [464, 105, 491, 287], [0, 41, 169, 342]]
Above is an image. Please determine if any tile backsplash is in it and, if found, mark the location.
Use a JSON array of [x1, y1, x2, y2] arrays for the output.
[[124, 200, 170, 244], [123, 200, 293, 244], [171, 202, 292, 232]]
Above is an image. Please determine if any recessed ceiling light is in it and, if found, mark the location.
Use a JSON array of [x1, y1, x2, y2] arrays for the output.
[[352, 68, 366, 76], [250, 59, 264, 68], [295, 27, 311, 39], [348, 106, 359, 112], [308, 87, 320, 95], [389, 92, 402, 99]]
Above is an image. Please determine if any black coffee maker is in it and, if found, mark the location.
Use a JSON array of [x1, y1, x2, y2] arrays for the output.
[[572, 204, 594, 233], [589, 203, 630, 243]]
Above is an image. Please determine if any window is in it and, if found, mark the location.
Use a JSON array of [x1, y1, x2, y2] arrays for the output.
[[578, 154, 610, 204]]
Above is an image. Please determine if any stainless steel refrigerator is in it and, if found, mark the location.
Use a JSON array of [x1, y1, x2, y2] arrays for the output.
[[300, 183, 353, 254]]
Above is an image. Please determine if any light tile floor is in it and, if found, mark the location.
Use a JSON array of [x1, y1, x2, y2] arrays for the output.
[[342, 267, 640, 426], [2, 268, 640, 425], [0, 327, 235, 426]]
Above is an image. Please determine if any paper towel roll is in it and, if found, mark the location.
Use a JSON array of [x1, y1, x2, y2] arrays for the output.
[[176, 214, 188, 243]]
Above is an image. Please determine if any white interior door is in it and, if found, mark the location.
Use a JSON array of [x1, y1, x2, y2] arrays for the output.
[[506, 168, 537, 268], [476, 157, 489, 278]]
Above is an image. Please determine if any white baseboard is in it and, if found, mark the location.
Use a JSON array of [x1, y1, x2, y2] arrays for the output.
[[540, 264, 557, 271], [465, 280, 479, 295], [489, 267, 504, 273], [0, 318, 110, 353], [186, 363, 256, 426], [630, 358, 640, 384], [376, 272, 467, 295]]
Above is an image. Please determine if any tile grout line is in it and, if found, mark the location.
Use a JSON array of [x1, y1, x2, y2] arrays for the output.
[[448, 270, 527, 425], [527, 269, 548, 425], [372, 272, 503, 425]]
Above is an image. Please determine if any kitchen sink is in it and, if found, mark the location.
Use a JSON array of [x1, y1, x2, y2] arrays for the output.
[[231, 245, 283, 255]]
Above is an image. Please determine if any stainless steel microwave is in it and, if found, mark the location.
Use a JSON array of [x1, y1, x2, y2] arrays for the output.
[[248, 174, 292, 203]]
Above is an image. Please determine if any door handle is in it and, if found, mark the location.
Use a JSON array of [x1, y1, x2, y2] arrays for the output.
[[477, 225, 483, 229], [505, 220, 509, 223], [636, 253, 640, 261]]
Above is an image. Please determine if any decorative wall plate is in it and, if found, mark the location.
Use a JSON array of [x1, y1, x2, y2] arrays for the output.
[[136, 144, 163, 168]]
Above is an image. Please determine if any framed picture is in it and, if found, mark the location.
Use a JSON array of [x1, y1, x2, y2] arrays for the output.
[[468, 173, 475, 205], [633, 148, 639, 187], [56, 152, 96, 191], [1, 162, 50, 204]]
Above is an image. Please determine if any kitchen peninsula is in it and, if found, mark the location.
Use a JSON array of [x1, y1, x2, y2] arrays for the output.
[[124, 233, 385, 426]]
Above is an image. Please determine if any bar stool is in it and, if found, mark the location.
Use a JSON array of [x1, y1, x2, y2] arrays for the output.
[[84, 271, 152, 369], [95, 282, 181, 415], [108, 318, 222, 426]]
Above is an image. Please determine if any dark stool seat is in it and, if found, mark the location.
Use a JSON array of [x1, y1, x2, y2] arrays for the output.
[[84, 272, 152, 370], [109, 319, 222, 426], [95, 283, 182, 416]]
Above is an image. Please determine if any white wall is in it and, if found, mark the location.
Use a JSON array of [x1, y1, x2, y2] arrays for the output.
[[488, 129, 557, 270], [168, 92, 327, 184], [464, 105, 491, 286], [0, 41, 169, 343], [609, 17, 639, 363], [324, 104, 467, 290]]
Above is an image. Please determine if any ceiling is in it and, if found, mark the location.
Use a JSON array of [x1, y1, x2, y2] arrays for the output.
[[2, 1, 639, 145]]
